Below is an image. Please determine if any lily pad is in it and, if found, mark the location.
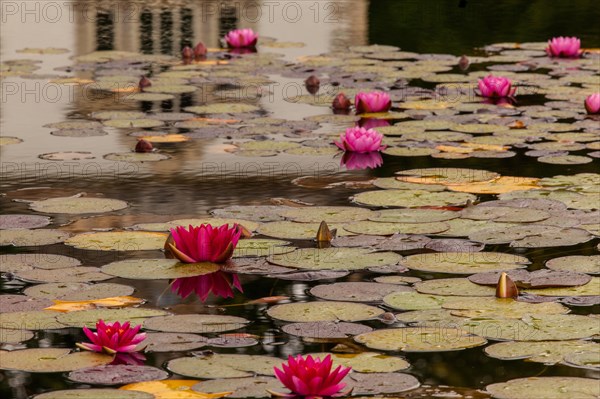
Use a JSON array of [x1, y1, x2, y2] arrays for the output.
[[0, 295, 53, 313], [309, 352, 410, 373], [234, 239, 293, 258], [281, 321, 372, 339], [401, 252, 530, 274], [167, 353, 281, 379], [524, 277, 600, 297], [546, 255, 600, 275], [0, 136, 23, 146], [65, 231, 168, 251], [355, 327, 487, 352], [257, 221, 352, 240], [0, 229, 70, 246], [185, 104, 260, 114], [0, 214, 51, 229], [56, 308, 168, 328], [346, 372, 420, 395], [24, 282, 135, 301], [369, 209, 458, 223], [29, 197, 128, 214], [268, 248, 401, 271], [344, 221, 449, 236], [468, 270, 592, 289], [0, 348, 113, 372], [280, 206, 374, 223], [16, 266, 111, 283], [0, 253, 80, 273], [443, 297, 568, 319], [143, 314, 248, 333], [68, 365, 168, 385], [352, 190, 475, 208], [485, 340, 599, 365], [0, 327, 34, 343], [101, 259, 219, 279], [383, 291, 452, 310], [415, 278, 495, 296], [103, 119, 164, 129], [564, 351, 600, 370], [193, 377, 286, 399], [267, 301, 384, 322], [396, 168, 499, 185], [0, 310, 64, 330], [469, 225, 593, 247], [33, 389, 154, 399], [103, 153, 170, 162], [485, 377, 599, 399], [141, 332, 209, 352], [310, 282, 411, 302]]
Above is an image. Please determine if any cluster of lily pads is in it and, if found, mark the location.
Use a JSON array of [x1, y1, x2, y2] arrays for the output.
[[1, 25, 599, 399]]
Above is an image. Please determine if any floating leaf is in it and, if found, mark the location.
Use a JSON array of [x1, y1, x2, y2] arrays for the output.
[[25, 282, 134, 301], [104, 153, 170, 162], [121, 380, 230, 399], [401, 252, 529, 274], [546, 255, 600, 275], [168, 353, 281, 379], [346, 372, 420, 395], [0, 348, 112, 372], [370, 208, 457, 223], [485, 377, 599, 399], [524, 277, 600, 297], [0, 327, 34, 343], [352, 190, 475, 208], [383, 291, 451, 311], [280, 206, 374, 223], [0, 214, 51, 229], [309, 352, 409, 373], [102, 259, 220, 279], [355, 327, 486, 352], [415, 278, 495, 296], [68, 365, 168, 385], [193, 377, 286, 399], [65, 231, 168, 251], [0, 229, 70, 246], [281, 321, 372, 339], [267, 301, 384, 322], [268, 248, 401, 271], [0, 253, 80, 273], [29, 197, 128, 214], [485, 340, 599, 365], [45, 296, 144, 312], [447, 177, 541, 194], [257, 221, 352, 240], [310, 282, 411, 302], [16, 266, 111, 283], [469, 225, 593, 247], [443, 297, 568, 318], [56, 308, 168, 328], [143, 314, 248, 333], [34, 389, 154, 399], [396, 168, 499, 185]]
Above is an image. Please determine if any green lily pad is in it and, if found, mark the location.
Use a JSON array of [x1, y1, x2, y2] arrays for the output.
[[372, 178, 446, 191], [257, 221, 353, 239], [185, 104, 260, 114], [499, 190, 598, 210], [310, 282, 410, 302], [0, 348, 113, 372], [210, 205, 289, 222], [281, 321, 372, 339], [538, 155, 593, 165], [0, 136, 23, 146], [524, 277, 600, 297], [451, 124, 508, 134], [24, 282, 135, 300], [460, 314, 600, 341], [469, 225, 593, 247], [233, 239, 293, 257], [383, 291, 452, 310], [485, 340, 599, 365], [309, 352, 409, 373], [460, 206, 550, 223], [443, 297, 568, 319], [0, 229, 70, 246], [369, 208, 458, 223], [103, 119, 164, 129], [15, 266, 111, 283], [0, 310, 64, 330], [103, 153, 170, 162], [33, 389, 154, 399], [280, 206, 374, 223], [485, 377, 599, 399], [29, 197, 128, 214], [352, 190, 475, 208], [355, 327, 487, 352], [344, 221, 449, 236], [56, 308, 168, 328], [39, 152, 96, 161], [415, 278, 496, 296], [267, 301, 384, 322], [143, 314, 248, 333], [546, 255, 600, 274], [101, 259, 219, 279], [268, 248, 401, 271], [0, 327, 34, 343], [402, 252, 530, 274], [193, 376, 286, 399], [65, 231, 168, 251], [168, 353, 282, 379], [564, 351, 600, 370], [345, 372, 420, 395], [383, 147, 439, 157], [0, 253, 80, 273], [396, 168, 499, 185]]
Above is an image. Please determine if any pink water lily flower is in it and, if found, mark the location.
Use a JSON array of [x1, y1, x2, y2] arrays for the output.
[[225, 28, 258, 48], [354, 91, 391, 114], [584, 93, 600, 114], [546, 36, 581, 58], [271, 354, 352, 399], [167, 224, 242, 264], [477, 75, 516, 98], [334, 127, 385, 153], [171, 271, 243, 301], [341, 151, 383, 170], [77, 320, 146, 355]]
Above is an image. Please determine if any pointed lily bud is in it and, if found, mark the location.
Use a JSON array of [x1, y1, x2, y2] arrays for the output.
[[194, 41, 207, 59], [182, 46, 193, 59], [316, 221, 333, 243], [496, 272, 519, 299], [138, 76, 151, 91], [135, 139, 153, 153], [332, 93, 351, 110], [458, 55, 470, 71], [305, 75, 320, 94]]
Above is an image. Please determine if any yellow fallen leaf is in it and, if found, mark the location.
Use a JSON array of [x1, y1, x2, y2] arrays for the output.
[[120, 380, 231, 399], [462, 143, 509, 152], [446, 176, 541, 194], [436, 145, 473, 154], [139, 134, 190, 143], [45, 296, 144, 312], [50, 77, 95, 85], [111, 86, 139, 93], [185, 117, 240, 124]]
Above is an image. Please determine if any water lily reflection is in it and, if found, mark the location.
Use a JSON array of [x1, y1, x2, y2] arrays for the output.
[[170, 270, 243, 302], [110, 352, 146, 366], [341, 151, 383, 170], [358, 118, 390, 130]]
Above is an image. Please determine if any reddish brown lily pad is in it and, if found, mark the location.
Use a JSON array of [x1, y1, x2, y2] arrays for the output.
[[0, 215, 51, 229], [68, 365, 168, 385], [468, 269, 591, 288], [310, 282, 411, 302], [282, 321, 373, 339], [0, 295, 53, 313], [345, 372, 420, 395]]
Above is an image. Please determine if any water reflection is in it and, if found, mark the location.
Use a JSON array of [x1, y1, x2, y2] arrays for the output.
[[111, 352, 147, 366], [340, 151, 383, 170], [170, 269, 243, 301]]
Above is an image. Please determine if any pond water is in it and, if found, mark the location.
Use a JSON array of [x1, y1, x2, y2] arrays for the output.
[[1, 1, 599, 399]]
